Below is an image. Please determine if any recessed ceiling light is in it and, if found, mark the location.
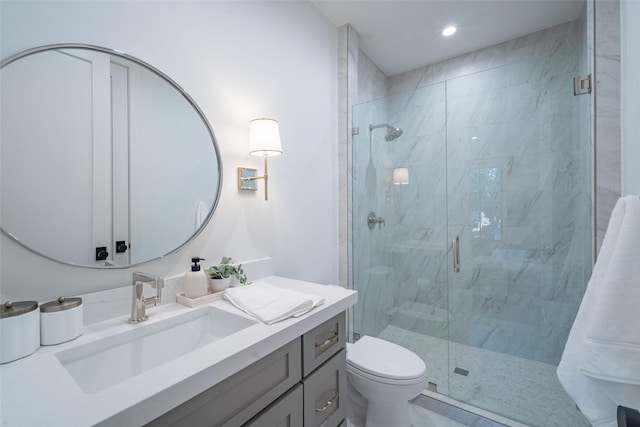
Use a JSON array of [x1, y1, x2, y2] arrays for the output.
[[442, 26, 457, 37]]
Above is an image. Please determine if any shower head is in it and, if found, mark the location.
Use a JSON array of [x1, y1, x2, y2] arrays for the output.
[[385, 126, 403, 141], [369, 123, 403, 141]]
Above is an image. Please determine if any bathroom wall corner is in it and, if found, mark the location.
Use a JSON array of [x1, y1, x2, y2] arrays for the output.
[[338, 24, 358, 289], [594, 0, 622, 255]]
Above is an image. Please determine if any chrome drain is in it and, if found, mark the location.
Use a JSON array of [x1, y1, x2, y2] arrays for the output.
[[453, 367, 469, 376]]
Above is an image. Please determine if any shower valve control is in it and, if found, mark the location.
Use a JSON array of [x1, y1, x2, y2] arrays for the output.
[[367, 211, 385, 229]]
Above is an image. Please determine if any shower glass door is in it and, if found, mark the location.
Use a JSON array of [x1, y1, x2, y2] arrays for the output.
[[351, 30, 592, 424], [444, 64, 592, 425]]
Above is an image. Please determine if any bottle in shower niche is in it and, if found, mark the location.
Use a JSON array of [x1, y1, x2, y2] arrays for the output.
[[183, 257, 208, 298]]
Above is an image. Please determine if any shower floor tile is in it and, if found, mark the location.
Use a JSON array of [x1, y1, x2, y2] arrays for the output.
[[378, 325, 589, 427]]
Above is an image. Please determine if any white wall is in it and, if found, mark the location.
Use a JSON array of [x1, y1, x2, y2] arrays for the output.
[[621, 0, 640, 195], [0, 1, 339, 300]]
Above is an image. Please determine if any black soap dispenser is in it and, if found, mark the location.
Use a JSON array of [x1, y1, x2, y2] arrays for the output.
[[183, 257, 208, 299]]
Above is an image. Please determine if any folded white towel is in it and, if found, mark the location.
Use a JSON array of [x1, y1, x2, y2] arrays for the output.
[[558, 195, 640, 426], [223, 281, 324, 324]]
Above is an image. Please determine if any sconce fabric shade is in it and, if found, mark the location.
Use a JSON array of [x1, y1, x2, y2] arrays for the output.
[[249, 118, 282, 157], [393, 167, 409, 185]]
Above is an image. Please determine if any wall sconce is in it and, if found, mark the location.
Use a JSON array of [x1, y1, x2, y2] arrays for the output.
[[393, 167, 409, 185], [238, 118, 283, 201]]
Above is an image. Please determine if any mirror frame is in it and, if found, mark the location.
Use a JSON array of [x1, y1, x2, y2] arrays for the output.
[[0, 43, 223, 269]]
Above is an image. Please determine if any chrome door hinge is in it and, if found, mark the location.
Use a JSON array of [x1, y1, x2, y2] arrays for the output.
[[352, 127, 359, 135], [574, 74, 592, 95]]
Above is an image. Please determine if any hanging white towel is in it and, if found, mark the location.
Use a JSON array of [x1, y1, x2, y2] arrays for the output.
[[557, 195, 640, 427], [223, 281, 324, 324]]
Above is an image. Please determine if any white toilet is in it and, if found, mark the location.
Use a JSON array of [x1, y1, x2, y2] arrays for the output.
[[346, 336, 427, 427]]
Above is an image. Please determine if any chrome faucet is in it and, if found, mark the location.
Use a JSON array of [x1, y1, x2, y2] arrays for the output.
[[129, 272, 164, 323]]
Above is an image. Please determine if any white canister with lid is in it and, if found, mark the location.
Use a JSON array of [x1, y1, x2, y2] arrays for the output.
[[0, 300, 40, 364], [40, 297, 83, 345]]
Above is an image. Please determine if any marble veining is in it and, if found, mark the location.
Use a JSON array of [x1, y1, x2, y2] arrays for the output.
[[379, 326, 590, 427], [351, 15, 594, 427], [353, 15, 592, 361], [594, 0, 621, 253], [358, 49, 388, 104]]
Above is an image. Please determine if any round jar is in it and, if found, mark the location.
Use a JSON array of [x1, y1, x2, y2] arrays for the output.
[[0, 300, 40, 364], [40, 297, 83, 346]]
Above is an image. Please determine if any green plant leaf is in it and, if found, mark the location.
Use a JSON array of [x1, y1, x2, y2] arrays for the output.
[[205, 257, 247, 284]]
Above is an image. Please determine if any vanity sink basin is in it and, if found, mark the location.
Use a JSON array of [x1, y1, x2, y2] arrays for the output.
[[55, 306, 256, 393]]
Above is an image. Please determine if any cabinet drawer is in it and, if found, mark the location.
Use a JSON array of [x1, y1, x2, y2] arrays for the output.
[[243, 383, 303, 427], [146, 337, 302, 427], [302, 349, 346, 427], [302, 312, 345, 376]]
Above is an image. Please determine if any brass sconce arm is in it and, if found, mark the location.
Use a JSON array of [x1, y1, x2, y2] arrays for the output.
[[238, 155, 270, 200]]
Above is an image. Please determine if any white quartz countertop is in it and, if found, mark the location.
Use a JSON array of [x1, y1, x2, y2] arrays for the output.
[[0, 276, 357, 427]]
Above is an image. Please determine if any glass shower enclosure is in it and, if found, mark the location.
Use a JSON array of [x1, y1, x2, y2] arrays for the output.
[[351, 20, 593, 427]]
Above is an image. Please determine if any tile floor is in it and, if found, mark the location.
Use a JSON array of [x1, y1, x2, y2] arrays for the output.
[[377, 326, 589, 427], [346, 401, 466, 427], [346, 392, 512, 427]]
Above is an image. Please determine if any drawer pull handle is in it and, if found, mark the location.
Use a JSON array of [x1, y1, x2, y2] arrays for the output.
[[315, 389, 338, 413], [315, 332, 338, 349]]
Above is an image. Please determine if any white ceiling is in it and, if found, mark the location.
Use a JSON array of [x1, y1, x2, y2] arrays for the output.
[[311, 0, 585, 76]]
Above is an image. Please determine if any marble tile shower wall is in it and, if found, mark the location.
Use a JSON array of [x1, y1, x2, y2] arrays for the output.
[[353, 19, 592, 365], [594, 0, 621, 252], [352, 92, 393, 337]]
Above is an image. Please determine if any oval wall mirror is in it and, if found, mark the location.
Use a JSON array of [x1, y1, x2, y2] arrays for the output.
[[1, 44, 222, 268]]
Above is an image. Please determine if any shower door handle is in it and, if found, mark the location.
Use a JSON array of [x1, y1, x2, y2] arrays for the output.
[[452, 236, 460, 273]]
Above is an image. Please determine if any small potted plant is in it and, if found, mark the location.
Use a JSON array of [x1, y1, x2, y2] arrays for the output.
[[205, 257, 247, 292]]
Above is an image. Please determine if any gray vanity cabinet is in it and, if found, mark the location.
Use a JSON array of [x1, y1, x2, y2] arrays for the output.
[[300, 312, 346, 427], [145, 312, 346, 427], [244, 384, 304, 427], [146, 338, 302, 427], [302, 311, 346, 376], [302, 349, 346, 427]]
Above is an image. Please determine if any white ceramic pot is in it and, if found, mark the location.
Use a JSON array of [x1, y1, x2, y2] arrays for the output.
[[40, 297, 83, 346], [208, 277, 231, 293], [1, 301, 40, 364]]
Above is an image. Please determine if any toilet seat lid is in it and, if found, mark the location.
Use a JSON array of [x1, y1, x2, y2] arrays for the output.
[[347, 336, 425, 380]]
